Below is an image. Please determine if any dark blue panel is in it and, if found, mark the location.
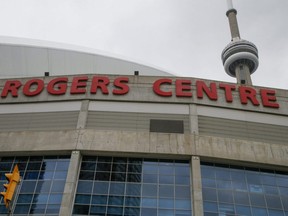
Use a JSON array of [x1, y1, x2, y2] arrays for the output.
[[125, 183, 141, 196], [77, 181, 93, 193], [109, 183, 125, 195], [125, 197, 141, 207], [91, 195, 107, 205], [93, 182, 109, 194], [75, 194, 91, 204], [73, 204, 90, 214], [142, 184, 157, 197]]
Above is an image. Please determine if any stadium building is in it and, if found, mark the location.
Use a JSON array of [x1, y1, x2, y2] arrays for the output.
[[0, 3, 288, 216]]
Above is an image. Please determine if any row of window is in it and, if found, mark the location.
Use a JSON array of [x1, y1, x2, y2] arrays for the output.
[[73, 157, 192, 215], [0, 156, 70, 215], [202, 162, 288, 216], [1, 156, 288, 215]]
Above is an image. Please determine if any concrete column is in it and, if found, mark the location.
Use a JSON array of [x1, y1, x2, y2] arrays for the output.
[[235, 64, 252, 85], [77, 100, 89, 129], [226, 9, 240, 39], [191, 156, 204, 216], [59, 151, 81, 216], [189, 104, 198, 135]]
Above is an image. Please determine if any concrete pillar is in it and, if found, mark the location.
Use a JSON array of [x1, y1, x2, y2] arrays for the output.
[[191, 156, 204, 216], [190, 105, 198, 154], [77, 100, 89, 129], [189, 104, 198, 135], [59, 150, 81, 216], [235, 64, 252, 85]]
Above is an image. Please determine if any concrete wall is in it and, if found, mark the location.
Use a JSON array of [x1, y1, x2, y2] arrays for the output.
[[1, 74, 287, 215], [1, 129, 288, 170]]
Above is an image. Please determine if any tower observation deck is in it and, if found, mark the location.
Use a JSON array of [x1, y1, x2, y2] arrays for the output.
[[221, 0, 259, 85]]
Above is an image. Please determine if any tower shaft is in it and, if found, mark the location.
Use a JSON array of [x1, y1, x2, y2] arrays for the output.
[[235, 64, 252, 85], [221, 1, 259, 86], [226, 9, 240, 39]]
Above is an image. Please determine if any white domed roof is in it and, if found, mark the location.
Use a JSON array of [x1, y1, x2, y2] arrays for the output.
[[0, 36, 174, 78]]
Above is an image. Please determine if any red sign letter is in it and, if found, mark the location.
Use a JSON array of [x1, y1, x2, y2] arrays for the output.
[[70, 76, 88, 94], [260, 89, 279, 108], [176, 79, 192, 97], [23, 79, 44, 96], [153, 79, 172, 97], [1, 80, 22, 98], [196, 81, 217, 100], [219, 83, 236, 102], [239, 86, 260, 106], [47, 77, 68, 95], [90, 76, 110, 95], [113, 77, 129, 95]]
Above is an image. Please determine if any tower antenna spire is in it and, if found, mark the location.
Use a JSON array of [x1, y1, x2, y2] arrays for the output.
[[227, 0, 233, 9], [221, 0, 259, 85]]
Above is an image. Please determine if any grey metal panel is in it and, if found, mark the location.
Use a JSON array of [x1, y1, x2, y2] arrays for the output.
[[0, 111, 79, 131], [198, 116, 288, 144], [0, 45, 48, 77], [0, 45, 26, 77], [25, 47, 49, 76], [48, 49, 95, 76], [0, 42, 172, 78], [86, 111, 190, 132]]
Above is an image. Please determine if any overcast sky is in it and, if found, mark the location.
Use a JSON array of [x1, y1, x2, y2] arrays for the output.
[[0, 0, 287, 89]]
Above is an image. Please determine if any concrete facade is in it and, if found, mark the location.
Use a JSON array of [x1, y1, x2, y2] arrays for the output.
[[0, 73, 288, 215]]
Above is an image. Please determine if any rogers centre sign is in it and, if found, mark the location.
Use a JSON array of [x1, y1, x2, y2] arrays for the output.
[[0, 75, 280, 108]]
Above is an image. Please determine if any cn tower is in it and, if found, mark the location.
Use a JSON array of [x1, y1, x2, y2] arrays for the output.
[[221, 0, 259, 85]]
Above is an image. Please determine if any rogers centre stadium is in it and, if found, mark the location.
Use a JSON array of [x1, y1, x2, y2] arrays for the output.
[[0, 5, 288, 216]]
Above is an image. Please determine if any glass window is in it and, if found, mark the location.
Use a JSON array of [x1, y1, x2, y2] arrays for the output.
[[201, 162, 288, 216], [142, 184, 157, 197], [124, 207, 140, 215], [77, 181, 93, 193], [81, 162, 96, 171], [93, 182, 109, 194], [17, 194, 33, 203], [73, 156, 192, 215], [159, 175, 174, 184], [125, 197, 140, 207], [91, 195, 107, 205], [20, 181, 37, 193], [159, 185, 174, 197], [0, 155, 70, 215], [113, 163, 127, 172], [125, 183, 141, 196], [34, 194, 49, 204], [142, 198, 157, 208], [109, 183, 125, 195], [75, 194, 91, 204]]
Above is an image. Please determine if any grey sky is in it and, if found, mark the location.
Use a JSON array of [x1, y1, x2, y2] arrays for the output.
[[0, 0, 287, 89]]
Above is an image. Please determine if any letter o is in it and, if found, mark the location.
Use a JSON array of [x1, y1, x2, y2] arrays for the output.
[[23, 79, 44, 96]]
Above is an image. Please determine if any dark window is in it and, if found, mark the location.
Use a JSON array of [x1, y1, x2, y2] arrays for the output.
[[150, 119, 184, 133]]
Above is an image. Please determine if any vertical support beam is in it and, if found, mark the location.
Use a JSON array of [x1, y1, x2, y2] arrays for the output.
[[189, 104, 198, 135], [77, 100, 89, 129], [59, 151, 81, 216], [191, 156, 204, 216], [235, 64, 252, 85], [190, 104, 198, 154]]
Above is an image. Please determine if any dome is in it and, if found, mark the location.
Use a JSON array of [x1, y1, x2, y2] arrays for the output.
[[0, 36, 174, 78]]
